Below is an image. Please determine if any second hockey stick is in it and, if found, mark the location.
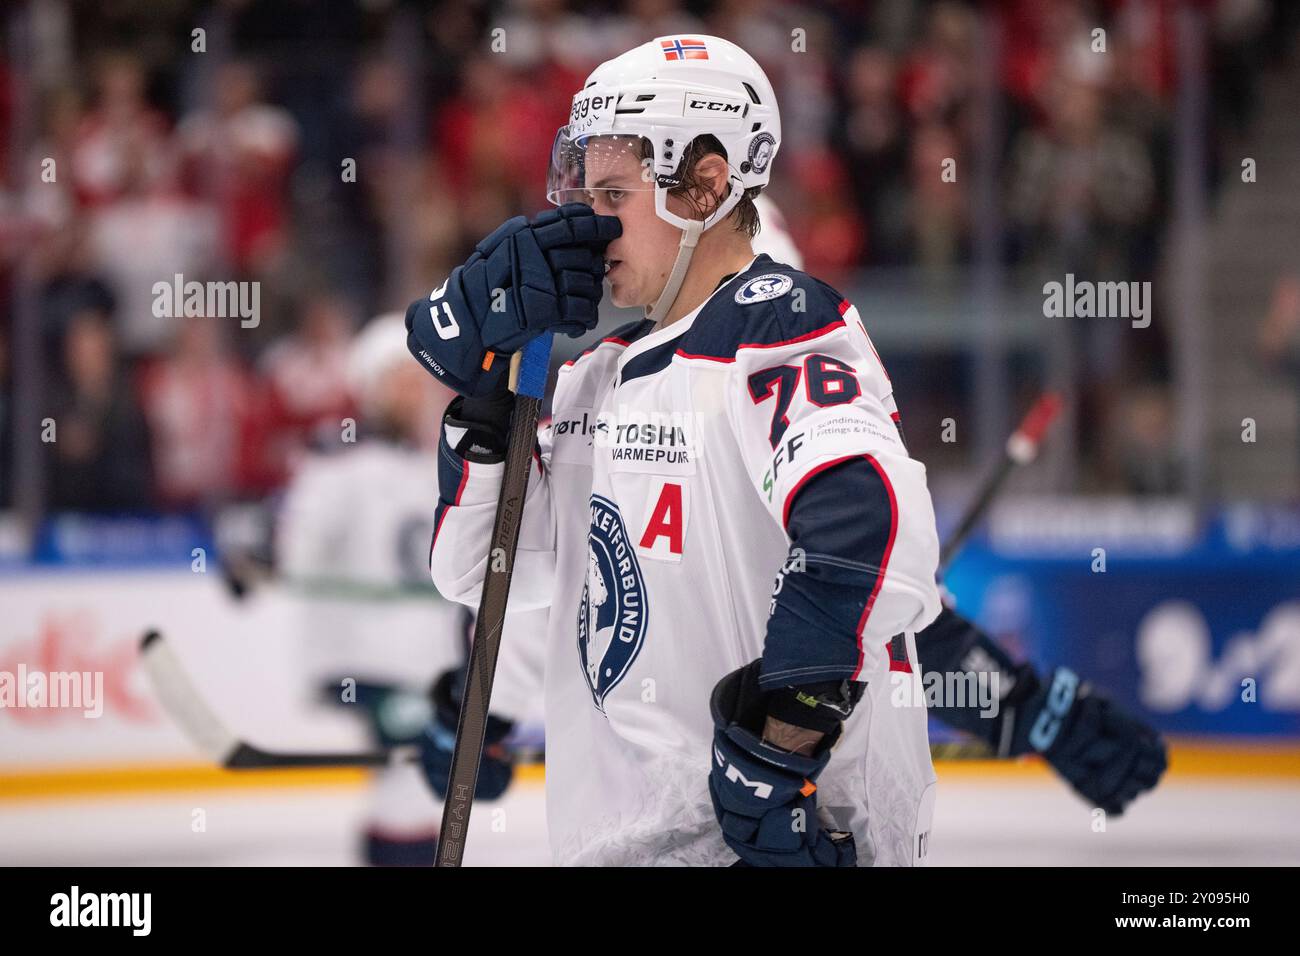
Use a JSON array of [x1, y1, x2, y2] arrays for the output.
[[145, 391, 1062, 775], [140, 629, 398, 768], [140, 627, 544, 769], [938, 392, 1063, 574]]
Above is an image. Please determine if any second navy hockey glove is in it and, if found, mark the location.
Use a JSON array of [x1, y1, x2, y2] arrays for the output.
[[418, 668, 515, 802], [1006, 667, 1168, 816], [917, 607, 1167, 816]]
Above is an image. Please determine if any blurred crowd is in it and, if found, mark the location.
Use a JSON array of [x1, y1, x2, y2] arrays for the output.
[[0, 0, 1293, 514]]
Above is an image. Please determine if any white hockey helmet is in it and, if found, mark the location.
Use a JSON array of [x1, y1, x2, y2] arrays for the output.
[[347, 312, 409, 416], [547, 35, 780, 231], [751, 193, 804, 270], [546, 35, 781, 320]]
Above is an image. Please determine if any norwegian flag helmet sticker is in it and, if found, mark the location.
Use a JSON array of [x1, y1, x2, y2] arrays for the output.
[[660, 37, 709, 60]]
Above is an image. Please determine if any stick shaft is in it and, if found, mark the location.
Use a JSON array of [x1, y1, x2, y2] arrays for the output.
[[938, 393, 1062, 572], [939, 457, 1014, 572], [437, 337, 551, 866]]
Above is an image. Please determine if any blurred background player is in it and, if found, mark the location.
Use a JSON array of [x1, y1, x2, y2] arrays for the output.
[[275, 313, 460, 865]]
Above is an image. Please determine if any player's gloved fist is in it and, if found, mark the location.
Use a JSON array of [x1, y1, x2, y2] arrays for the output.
[[418, 667, 515, 801], [708, 661, 857, 867], [1008, 667, 1168, 815], [319, 680, 431, 749], [406, 203, 620, 397]]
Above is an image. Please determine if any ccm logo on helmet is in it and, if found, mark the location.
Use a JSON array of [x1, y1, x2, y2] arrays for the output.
[[685, 95, 744, 115]]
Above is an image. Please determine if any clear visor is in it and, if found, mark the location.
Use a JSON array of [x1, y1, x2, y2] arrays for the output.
[[545, 128, 659, 207]]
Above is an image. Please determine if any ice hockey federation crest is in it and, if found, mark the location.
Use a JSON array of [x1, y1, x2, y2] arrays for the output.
[[735, 273, 793, 305], [747, 132, 776, 174], [577, 495, 648, 712]]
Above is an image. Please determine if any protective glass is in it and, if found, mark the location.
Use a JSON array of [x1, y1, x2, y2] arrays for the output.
[[546, 129, 658, 208]]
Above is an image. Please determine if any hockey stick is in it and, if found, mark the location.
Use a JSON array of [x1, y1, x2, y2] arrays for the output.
[[923, 392, 1064, 761], [141, 627, 544, 769], [937, 392, 1063, 574], [139, 629, 398, 768], [437, 335, 552, 867]]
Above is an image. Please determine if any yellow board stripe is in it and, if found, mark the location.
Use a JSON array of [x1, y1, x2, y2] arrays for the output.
[[0, 760, 546, 803], [934, 738, 1300, 780], [0, 741, 1295, 803]]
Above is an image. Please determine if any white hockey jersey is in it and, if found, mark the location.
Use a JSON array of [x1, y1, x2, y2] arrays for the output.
[[277, 440, 465, 688], [430, 254, 942, 865], [274, 439, 549, 705], [275, 439, 467, 837]]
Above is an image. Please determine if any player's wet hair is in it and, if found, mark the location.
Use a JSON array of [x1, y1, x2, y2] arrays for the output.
[[638, 135, 761, 238]]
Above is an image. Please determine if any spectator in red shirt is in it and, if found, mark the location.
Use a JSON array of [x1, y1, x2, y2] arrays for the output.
[[137, 317, 265, 510], [178, 61, 299, 273], [71, 53, 174, 209], [259, 291, 357, 478]]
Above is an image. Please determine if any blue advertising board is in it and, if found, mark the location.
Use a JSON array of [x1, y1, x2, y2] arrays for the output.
[[943, 503, 1300, 738]]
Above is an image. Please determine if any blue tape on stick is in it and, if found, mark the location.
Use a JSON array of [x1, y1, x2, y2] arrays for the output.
[[516, 334, 553, 399]]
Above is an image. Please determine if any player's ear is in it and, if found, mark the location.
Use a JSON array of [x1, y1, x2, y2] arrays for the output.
[[689, 152, 730, 217]]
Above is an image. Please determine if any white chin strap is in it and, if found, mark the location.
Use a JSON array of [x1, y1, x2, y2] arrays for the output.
[[645, 219, 704, 326], [644, 177, 745, 326]]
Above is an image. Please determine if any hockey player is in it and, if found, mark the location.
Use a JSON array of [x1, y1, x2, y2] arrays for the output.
[[277, 313, 463, 865], [414, 188, 1168, 842], [420, 181, 1166, 827], [406, 36, 943, 866]]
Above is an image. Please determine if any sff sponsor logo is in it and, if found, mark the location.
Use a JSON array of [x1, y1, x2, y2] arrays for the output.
[[759, 415, 891, 502]]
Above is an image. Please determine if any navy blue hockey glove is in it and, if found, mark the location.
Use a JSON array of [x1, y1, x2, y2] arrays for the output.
[[1007, 667, 1168, 815], [406, 203, 620, 397], [418, 668, 515, 801], [708, 661, 857, 867], [319, 679, 430, 749]]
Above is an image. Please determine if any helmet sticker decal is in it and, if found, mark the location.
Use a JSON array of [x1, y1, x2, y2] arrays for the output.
[[660, 37, 709, 60], [747, 132, 776, 174]]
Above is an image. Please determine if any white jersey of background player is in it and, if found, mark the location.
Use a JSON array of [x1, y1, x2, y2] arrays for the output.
[[276, 315, 472, 860], [426, 37, 942, 865]]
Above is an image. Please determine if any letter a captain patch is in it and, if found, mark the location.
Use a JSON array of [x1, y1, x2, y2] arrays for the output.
[[637, 480, 688, 562]]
